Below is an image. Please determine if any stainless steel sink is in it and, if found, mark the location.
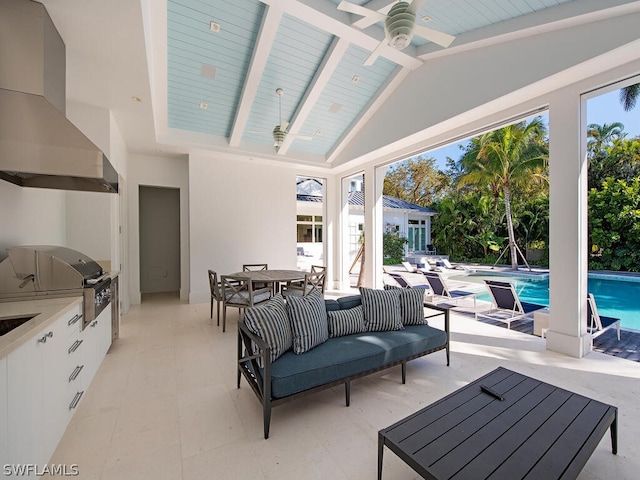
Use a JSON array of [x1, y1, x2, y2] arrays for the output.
[[0, 314, 37, 336]]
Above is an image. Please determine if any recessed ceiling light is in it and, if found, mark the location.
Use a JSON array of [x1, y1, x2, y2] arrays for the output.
[[199, 102, 208, 109], [315, 129, 323, 136], [352, 75, 360, 84], [131, 96, 142, 102], [329, 103, 342, 114], [421, 15, 432, 22], [210, 21, 220, 32]]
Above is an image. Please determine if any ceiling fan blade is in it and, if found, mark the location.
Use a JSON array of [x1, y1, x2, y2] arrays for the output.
[[407, 0, 427, 15], [414, 24, 455, 48], [364, 38, 388, 66], [338, 2, 386, 26]]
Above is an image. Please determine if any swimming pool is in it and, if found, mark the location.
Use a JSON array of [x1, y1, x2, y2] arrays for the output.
[[467, 272, 640, 331]]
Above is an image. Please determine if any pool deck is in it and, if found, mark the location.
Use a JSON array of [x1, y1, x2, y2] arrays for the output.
[[384, 263, 640, 363], [474, 315, 640, 362]]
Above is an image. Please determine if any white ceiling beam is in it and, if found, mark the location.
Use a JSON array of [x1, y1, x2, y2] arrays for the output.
[[352, 0, 395, 30], [326, 65, 410, 164], [229, 4, 284, 147], [278, 37, 350, 155], [262, 0, 423, 70]]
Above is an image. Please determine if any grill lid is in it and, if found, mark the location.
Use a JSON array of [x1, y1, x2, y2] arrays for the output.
[[0, 245, 104, 293]]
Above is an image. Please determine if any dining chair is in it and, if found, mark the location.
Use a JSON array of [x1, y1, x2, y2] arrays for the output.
[[208, 269, 223, 326], [220, 274, 272, 332], [243, 263, 269, 290], [242, 263, 268, 272], [282, 270, 326, 298]]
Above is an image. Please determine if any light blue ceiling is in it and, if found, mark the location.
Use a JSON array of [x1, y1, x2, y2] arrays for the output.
[[167, 0, 575, 161]]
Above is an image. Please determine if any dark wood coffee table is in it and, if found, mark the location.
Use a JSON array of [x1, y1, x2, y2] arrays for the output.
[[378, 366, 617, 479]]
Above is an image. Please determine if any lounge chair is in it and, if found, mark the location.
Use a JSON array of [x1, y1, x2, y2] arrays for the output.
[[422, 271, 476, 307], [587, 293, 620, 342], [440, 258, 475, 274], [387, 272, 431, 290], [476, 280, 545, 328], [401, 261, 432, 273]]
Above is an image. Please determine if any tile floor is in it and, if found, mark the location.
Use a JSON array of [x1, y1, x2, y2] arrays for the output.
[[51, 292, 640, 479]]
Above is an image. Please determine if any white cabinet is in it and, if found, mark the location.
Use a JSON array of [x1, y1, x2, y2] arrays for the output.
[[81, 304, 112, 388], [0, 356, 8, 470], [6, 302, 83, 470], [7, 321, 47, 466]]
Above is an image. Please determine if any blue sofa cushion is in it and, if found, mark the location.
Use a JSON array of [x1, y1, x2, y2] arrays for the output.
[[327, 305, 366, 338], [286, 290, 329, 354], [324, 299, 341, 312], [337, 295, 362, 310], [360, 287, 403, 332], [268, 325, 447, 398], [244, 294, 292, 363]]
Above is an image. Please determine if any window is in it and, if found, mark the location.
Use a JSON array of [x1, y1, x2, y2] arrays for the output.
[[297, 215, 323, 243]]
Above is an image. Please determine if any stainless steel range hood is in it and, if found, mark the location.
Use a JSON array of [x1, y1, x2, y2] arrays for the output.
[[0, 0, 118, 193]]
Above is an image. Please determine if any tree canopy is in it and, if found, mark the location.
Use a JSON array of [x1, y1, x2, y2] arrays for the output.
[[383, 116, 640, 271]]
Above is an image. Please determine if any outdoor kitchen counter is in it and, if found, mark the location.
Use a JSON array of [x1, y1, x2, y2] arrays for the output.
[[0, 297, 82, 358]]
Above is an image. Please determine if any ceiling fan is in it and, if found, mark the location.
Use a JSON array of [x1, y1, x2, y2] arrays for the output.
[[337, 0, 456, 66], [271, 88, 312, 149]]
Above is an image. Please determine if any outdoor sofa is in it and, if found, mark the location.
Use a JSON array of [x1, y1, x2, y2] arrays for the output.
[[237, 288, 450, 438]]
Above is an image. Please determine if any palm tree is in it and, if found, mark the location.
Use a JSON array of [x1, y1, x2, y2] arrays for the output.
[[458, 118, 548, 269], [619, 83, 639, 112], [587, 122, 625, 156]]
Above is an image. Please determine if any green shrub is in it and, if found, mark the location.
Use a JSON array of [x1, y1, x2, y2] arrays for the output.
[[383, 232, 408, 265]]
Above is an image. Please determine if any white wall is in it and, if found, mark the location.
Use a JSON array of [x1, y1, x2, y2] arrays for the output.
[[127, 153, 189, 304], [65, 192, 112, 261], [0, 182, 66, 258], [188, 154, 297, 304]]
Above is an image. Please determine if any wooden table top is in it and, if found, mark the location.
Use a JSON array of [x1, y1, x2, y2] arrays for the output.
[[226, 269, 306, 283], [378, 366, 617, 480]]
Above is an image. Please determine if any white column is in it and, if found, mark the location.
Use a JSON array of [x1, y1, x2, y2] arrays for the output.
[[338, 175, 352, 291], [546, 88, 591, 357], [374, 165, 387, 288], [363, 165, 376, 288], [324, 174, 336, 291]]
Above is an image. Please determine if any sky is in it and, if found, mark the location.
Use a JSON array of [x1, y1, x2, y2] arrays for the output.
[[420, 88, 640, 170]]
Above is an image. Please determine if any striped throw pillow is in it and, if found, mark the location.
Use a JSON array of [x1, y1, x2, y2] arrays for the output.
[[244, 294, 292, 363], [359, 287, 403, 332], [327, 305, 366, 338], [286, 290, 329, 354], [384, 285, 428, 325]]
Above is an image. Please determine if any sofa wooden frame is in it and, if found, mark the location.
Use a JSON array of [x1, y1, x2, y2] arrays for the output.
[[237, 303, 450, 439]]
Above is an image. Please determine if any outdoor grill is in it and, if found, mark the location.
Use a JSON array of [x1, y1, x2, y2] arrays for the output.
[[0, 245, 112, 330]]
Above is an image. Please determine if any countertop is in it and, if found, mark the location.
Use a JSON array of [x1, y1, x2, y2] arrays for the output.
[[0, 297, 82, 358]]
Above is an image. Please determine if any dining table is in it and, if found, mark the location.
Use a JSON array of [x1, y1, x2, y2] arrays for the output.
[[226, 269, 307, 293]]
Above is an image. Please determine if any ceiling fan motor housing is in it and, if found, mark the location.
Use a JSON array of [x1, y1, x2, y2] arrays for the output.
[[273, 125, 286, 147], [385, 2, 415, 50]]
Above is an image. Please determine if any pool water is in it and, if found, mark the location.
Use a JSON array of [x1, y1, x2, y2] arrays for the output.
[[472, 274, 640, 331]]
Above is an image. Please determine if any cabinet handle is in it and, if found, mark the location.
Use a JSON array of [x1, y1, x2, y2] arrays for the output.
[[69, 391, 84, 410], [37, 331, 54, 344], [68, 365, 84, 382], [68, 339, 83, 354], [68, 314, 82, 326]]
